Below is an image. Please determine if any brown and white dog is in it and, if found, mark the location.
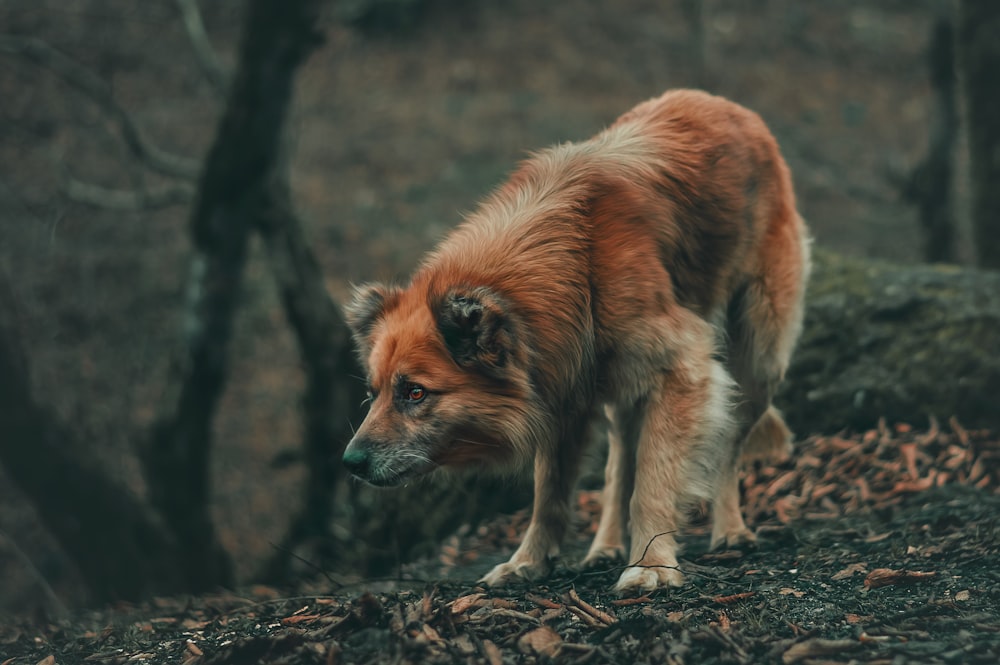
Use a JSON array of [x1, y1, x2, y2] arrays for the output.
[[343, 89, 810, 593]]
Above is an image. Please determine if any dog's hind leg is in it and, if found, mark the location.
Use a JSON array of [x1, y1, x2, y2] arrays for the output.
[[711, 215, 810, 550]]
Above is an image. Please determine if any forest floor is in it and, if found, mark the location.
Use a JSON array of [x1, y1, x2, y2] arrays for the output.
[[3, 421, 998, 665]]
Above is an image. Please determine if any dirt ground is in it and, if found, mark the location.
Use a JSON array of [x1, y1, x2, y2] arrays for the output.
[[2, 423, 998, 664], [0, 0, 985, 638]]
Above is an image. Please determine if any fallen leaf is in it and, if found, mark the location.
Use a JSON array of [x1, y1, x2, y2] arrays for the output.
[[778, 588, 805, 597], [832, 562, 868, 580], [863, 532, 891, 544], [893, 474, 936, 493], [765, 471, 799, 498], [955, 590, 970, 601], [969, 457, 987, 482], [35, 657, 56, 665], [449, 593, 486, 615], [540, 607, 566, 623], [717, 611, 731, 631], [490, 598, 518, 610], [481, 639, 503, 665], [517, 625, 562, 657], [420, 591, 434, 621], [899, 441, 918, 478], [782, 638, 858, 663], [421, 623, 443, 644]]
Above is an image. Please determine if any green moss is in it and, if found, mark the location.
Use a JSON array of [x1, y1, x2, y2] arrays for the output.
[[781, 250, 1000, 433]]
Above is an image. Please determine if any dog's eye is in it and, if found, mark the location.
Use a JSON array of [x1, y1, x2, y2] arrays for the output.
[[404, 383, 427, 403]]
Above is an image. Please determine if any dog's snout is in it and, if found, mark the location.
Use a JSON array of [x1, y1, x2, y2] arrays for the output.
[[342, 446, 370, 477]]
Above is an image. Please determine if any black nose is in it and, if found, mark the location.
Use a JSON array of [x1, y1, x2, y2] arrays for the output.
[[342, 447, 370, 477]]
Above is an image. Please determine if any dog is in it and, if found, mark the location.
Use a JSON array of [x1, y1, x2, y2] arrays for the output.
[[342, 89, 810, 593]]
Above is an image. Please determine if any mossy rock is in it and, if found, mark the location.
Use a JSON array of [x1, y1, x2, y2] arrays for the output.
[[780, 249, 1000, 433]]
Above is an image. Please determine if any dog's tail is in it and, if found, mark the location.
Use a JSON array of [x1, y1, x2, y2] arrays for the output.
[[741, 405, 793, 463]]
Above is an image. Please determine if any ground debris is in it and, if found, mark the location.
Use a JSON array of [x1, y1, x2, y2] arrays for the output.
[[2, 422, 998, 664], [742, 417, 1000, 527], [781, 637, 859, 663], [516, 625, 562, 657], [864, 567, 938, 589]]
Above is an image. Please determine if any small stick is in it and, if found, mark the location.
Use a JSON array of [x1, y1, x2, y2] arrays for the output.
[[567, 588, 617, 625]]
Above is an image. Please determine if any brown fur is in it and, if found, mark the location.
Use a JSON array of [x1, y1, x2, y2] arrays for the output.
[[343, 89, 810, 592]]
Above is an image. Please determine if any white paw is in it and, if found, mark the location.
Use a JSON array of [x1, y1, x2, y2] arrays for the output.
[[479, 557, 552, 587], [709, 527, 757, 551], [613, 564, 685, 595]]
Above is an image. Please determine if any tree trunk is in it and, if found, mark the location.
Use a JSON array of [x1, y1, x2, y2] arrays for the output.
[[141, 0, 326, 592], [0, 286, 184, 602], [956, 0, 1000, 269], [903, 16, 957, 263]]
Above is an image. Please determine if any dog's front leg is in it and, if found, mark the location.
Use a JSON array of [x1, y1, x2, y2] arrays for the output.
[[581, 405, 631, 567], [614, 360, 735, 594], [480, 432, 582, 586]]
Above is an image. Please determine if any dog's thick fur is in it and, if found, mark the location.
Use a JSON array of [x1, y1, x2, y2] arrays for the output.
[[343, 89, 810, 593]]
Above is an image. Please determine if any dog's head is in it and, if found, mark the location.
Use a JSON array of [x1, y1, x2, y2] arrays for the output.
[[341, 282, 536, 487]]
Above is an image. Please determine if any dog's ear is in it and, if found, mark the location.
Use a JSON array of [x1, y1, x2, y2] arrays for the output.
[[344, 283, 398, 359], [435, 287, 514, 376]]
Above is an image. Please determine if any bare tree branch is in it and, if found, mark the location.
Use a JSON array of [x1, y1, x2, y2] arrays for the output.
[[0, 35, 200, 180], [61, 175, 195, 210], [141, 0, 327, 593], [174, 0, 231, 96]]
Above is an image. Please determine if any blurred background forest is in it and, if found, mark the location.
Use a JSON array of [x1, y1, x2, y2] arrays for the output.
[[1, 0, 998, 614]]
